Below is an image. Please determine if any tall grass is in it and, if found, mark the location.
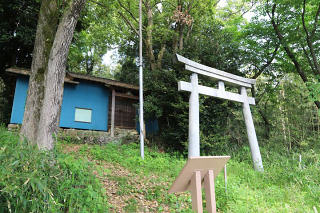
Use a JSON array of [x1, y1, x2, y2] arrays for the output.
[[1, 125, 319, 212], [0, 127, 107, 212], [85, 141, 320, 212]]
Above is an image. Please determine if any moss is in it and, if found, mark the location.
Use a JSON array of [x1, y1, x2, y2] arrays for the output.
[[35, 68, 45, 83], [40, 0, 59, 59]]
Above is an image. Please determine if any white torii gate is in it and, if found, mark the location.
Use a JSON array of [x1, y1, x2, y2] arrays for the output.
[[177, 54, 263, 171]]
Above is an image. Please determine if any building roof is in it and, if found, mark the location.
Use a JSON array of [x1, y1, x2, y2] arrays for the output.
[[6, 67, 139, 91]]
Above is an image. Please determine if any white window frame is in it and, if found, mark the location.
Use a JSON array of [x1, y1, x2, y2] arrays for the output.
[[74, 108, 92, 123]]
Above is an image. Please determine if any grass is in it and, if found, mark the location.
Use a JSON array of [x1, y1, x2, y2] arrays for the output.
[[0, 127, 107, 212], [1, 126, 319, 212], [75, 142, 320, 212]]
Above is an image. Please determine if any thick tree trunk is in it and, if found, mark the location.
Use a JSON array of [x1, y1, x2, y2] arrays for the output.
[[157, 44, 166, 70], [20, 0, 59, 144], [36, 0, 87, 150]]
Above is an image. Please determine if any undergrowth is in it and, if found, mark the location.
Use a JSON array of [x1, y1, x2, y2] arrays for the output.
[[1, 125, 319, 212], [79, 141, 320, 212], [0, 127, 107, 212]]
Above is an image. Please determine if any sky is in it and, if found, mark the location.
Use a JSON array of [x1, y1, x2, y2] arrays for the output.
[[102, 48, 118, 67]]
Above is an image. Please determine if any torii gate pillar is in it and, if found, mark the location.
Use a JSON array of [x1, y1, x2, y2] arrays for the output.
[[241, 87, 263, 171], [189, 73, 200, 157], [177, 54, 264, 171]]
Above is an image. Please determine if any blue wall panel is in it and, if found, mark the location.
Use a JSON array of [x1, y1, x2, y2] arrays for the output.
[[10, 76, 110, 131], [59, 81, 109, 131], [10, 76, 28, 124], [136, 119, 159, 135]]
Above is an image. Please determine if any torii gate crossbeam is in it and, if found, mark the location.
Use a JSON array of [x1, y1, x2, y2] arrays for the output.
[[177, 54, 263, 172]]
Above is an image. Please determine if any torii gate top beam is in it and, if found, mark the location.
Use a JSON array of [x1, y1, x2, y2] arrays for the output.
[[176, 54, 263, 171], [176, 54, 256, 88]]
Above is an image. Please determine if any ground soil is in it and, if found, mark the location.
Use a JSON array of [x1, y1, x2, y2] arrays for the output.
[[62, 144, 179, 212]]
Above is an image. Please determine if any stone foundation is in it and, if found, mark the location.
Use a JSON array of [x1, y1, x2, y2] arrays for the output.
[[7, 124, 139, 145], [58, 128, 139, 145]]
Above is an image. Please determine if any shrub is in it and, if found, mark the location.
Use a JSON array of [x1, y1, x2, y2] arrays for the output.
[[0, 127, 107, 212]]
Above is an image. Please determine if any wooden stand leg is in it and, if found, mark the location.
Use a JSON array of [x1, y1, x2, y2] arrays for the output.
[[204, 170, 216, 213], [190, 171, 203, 213]]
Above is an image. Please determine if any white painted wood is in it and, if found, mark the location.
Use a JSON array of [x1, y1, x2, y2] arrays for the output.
[[177, 54, 263, 171], [189, 74, 200, 158], [218, 81, 225, 91], [241, 87, 264, 171], [177, 54, 256, 85], [299, 154, 302, 169], [186, 65, 252, 88], [178, 81, 255, 105], [111, 89, 115, 137], [139, 0, 144, 160], [224, 165, 227, 193]]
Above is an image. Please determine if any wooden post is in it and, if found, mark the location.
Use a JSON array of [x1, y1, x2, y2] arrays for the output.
[[169, 157, 230, 213], [176, 54, 263, 171], [190, 171, 203, 213], [111, 89, 115, 137], [224, 165, 227, 193], [218, 81, 225, 91], [241, 87, 263, 171], [204, 170, 216, 213], [189, 73, 200, 158]]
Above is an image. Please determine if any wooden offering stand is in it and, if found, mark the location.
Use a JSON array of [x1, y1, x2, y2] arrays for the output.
[[168, 156, 230, 213]]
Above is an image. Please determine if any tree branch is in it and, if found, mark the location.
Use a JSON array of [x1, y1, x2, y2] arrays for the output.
[[157, 44, 166, 69], [302, 44, 317, 75], [88, 0, 109, 10], [117, 0, 139, 24], [302, 0, 320, 74], [270, 3, 308, 82], [311, 3, 320, 37], [252, 43, 280, 79], [117, 11, 139, 36]]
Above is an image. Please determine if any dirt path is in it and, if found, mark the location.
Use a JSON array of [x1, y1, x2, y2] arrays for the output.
[[62, 144, 174, 212]]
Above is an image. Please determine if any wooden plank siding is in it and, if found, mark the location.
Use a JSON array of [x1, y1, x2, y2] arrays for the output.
[[108, 96, 137, 130]]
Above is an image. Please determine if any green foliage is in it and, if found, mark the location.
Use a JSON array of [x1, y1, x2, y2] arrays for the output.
[[252, 74, 320, 150], [0, 0, 39, 124], [78, 143, 193, 211], [0, 127, 107, 212], [74, 140, 320, 212], [68, 1, 120, 76], [124, 198, 138, 212], [86, 143, 185, 178]]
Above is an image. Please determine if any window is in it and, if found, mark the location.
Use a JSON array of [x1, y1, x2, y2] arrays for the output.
[[75, 108, 92, 123]]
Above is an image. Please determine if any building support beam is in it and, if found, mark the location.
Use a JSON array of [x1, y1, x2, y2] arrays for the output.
[[111, 88, 116, 137]]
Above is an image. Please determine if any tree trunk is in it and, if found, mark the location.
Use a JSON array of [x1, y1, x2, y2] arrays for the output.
[[21, 0, 86, 150], [144, 0, 156, 71], [157, 44, 166, 70], [36, 0, 87, 150], [20, 0, 59, 144]]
